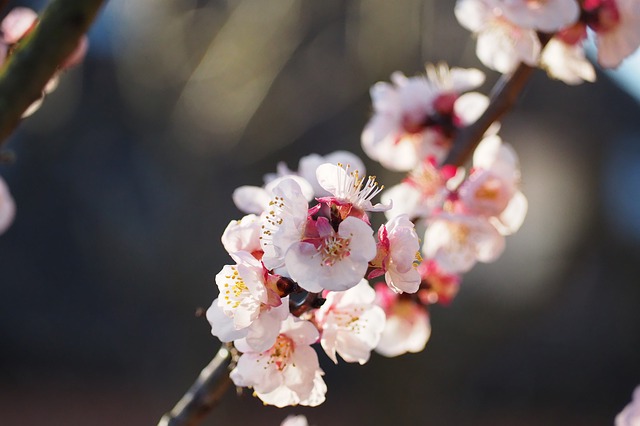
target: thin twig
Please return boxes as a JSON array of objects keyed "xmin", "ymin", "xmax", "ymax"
[
  {"xmin": 443, "ymin": 34, "xmax": 552, "ymax": 167},
  {"xmin": 158, "ymin": 346, "xmax": 234, "ymax": 426},
  {"xmin": 0, "ymin": 0, "xmax": 106, "ymax": 147}
]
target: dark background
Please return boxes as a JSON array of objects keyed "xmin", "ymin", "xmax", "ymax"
[{"xmin": 1, "ymin": 1, "xmax": 639, "ymax": 425}]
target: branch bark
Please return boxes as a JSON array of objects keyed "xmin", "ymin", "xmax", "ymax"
[
  {"xmin": 0, "ymin": 0, "xmax": 106, "ymax": 147},
  {"xmin": 158, "ymin": 346, "xmax": 233, "ymax": 426}
]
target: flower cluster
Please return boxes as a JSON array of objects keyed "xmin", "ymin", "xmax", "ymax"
[
  {"xmin": 202, "ymin": 0, "xmax": 640, "ymax": 410},
  {"xmin": 361, "ymin": 64, "xmax": 527, "ymax": 361},
  {"xmin": 208, "ymin": 151, "xmax": 423, "ymax": 407},
  {"xmin": 455, "ymin": 0, "xmax": 640, "ymax": 83},
  {"xmin": 206, "ymin": 60, "xmax": 534, "ymax": 408}
]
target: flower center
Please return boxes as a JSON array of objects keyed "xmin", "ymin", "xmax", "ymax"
[
  {"xmin": 320, "ymin": 235, "xmax": 351, "ymax": 266},
  {"xmin": 582, "ymin": 0, "xmax": 620, "ymax": 33},
  {"xmin": 268, "ymin": 334, "xmax": 294, "ymax": 371},
  {"xmin": 474, "ymin": 177, "xmax": 502, "ymax": 201}
]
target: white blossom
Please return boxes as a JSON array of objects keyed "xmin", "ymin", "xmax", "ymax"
[
  {"xmin": 456, "ymin": 0, "xmax": 541, "ymax": 73},
  {"xmin": 540, "ymin": 38, "xmax": 596, "ymax": 85},
  {"xmin": 221, "ymin": 214, "xmax": 262, "ymax": 255},
  {"xmin": 316, "ymin": 163, "xmax": 390, "ymax": 214},
  {"xmin": 206, "ymin": 251, "xmax": 288, "ymax": 352},
  {"xmin": 260, "ymin": 178, "xmax": 310, "ymax": 271},
  {"xmin": 230, "ymin": 316, "xmax": 326, "ymax": 408},
  {"xmin": 314, "ymin": 279, "xmax": 386, "ymax": 364}
]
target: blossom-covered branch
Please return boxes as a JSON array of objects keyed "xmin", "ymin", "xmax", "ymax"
[
  {"xmin": 158, "ymin": 1, "xmax": 640, "ymax": 424},
  {"xmin": 0, "ymin": 0, "xmax": 104, "ymax": 147}
]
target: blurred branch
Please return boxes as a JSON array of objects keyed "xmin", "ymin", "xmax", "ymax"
[
  {"xmin": 0, "ymin": 0, "xmax": 105, "ymax": 147},
  {"xmin": 443, "ymin": 34, "xmax": 552, "ymax": 167},
  {"xmin": 158, "ymin": 346, "xmax": 233, "ymax": 426}
]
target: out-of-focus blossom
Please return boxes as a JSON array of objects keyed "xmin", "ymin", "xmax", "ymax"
[
  {"xmin": 0, "ymin": 7, "xmax": 89, "ymax": 117},
  {"xmin": 361, "ymin": 64, "xmax": 486, "ymax": 171},
  {"xmin": 455, "ymin": 0, "xmax": 541, "ymax": 73},
  {"xmin": 314, "ymin": 279, "xmax": 386, "ymax": 364},
  {"xmin": 616, "ymin": 385, "xmax": 640, "ymax": 426},
  {"xmin": 574, "ymin": 0, "xmax": 640, "ymax": 68},
  {"xmin": 498, "ymin": 0, "xmax": 579, "ymax": 33},
  {"xmin": 417, "ymin": 260, "xmax": 461, "ymax": 305},
  {"xmin": 540, "ymin": 38, "xmax": 596, "ymax": 85},
  {"xmin": 0, "ymin": 176, "xmax": 15, "ymax": 235},
  {"xmin": 463, "ymin": 135, "xmax": 528, "ymax": 235},
  {"xmin": 286, "ymin": 216, "xmax": 376, "ymax": 292},
  {"xmin": 423, "ymin": 213, "xmax": 505, "ymax": 274},
  {"xmin": 381, "ymin": 159, "xmax": 460, "ymax": 221},
  {"xmin": 281, "ymin": 415, "xmax": 309, "ymax": 426},
  {"xmin": 374, "ymin": 284, "xmax": 430, "ymax": 357},
  {"xmin": 370, "ymin": 215, "xmax": 422, "ymax": 294},
  {"xmin": 230, "ymin": 316, "xmax": 326, "ymax": 408}
]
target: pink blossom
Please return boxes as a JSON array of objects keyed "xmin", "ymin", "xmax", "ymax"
[
  {"xmin": 0, "ymin": 176, "xmax": 15, "ymax": 235},
  {"xmin": 361, "ymin": 64, "xmax": 486, "ymax": 171},
  {"xmin": 285, "ymin": 216, "xmax": 376, "ymax": 292},
  {"xmin": 314, "ymin": 279, "xmax": 386, "ymax": 364},
  {"xmin": 589, "ymin": 0, "xmax": 640, "ymax": 68},
  {"xmin": 374, "ymin": 284, "xmax": 431, "ymax": 357},
  {"xmin": 372, "ymin": 215, "xmax": 422, "ymax": 294},
  {"xmin": 616, "ymin": 385, "xmax": 640, "ymax": 426},
  {"xmin": 417, "ymin": 260, "xmax": 461, "ymax": 305},
  {"xmin": 230, "ymin": 316, "xmax": 326, "ymax": 408}
]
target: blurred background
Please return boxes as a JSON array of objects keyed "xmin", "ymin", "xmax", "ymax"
[{"xmin": 0, "ymin": 0, "xmax": 639, "ymax": 425}]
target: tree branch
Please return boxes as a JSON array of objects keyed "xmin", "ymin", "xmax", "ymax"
[
  {"xmin": 158, "ymin": 346, "xmax": 233, "ymax": 426},
  {"xmin": 0, "ymin": 0, "xmax": 106, "ymax": 147},
  {"xmin": 443, "ymin": 34, "xmax": 552, "ymax": 167}
]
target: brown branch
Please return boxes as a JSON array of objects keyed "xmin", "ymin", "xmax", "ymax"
[
  {"xmin": 443, "ymin": 33, "xmax": 552, "ymax": 167},
  {"xmin": 158, "ymin": 346, "xmax": 233, "ymax": 426},
  {"xmin": 0, "ymin": 0, "xmax": 106, "ymax": 147}
]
